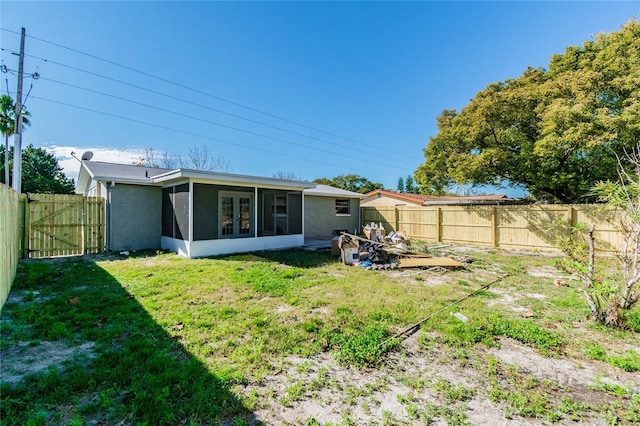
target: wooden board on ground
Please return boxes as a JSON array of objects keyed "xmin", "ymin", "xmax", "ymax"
[{"xmin": 397, "ymin": 257, "xmax": 463, "ymax": 268}]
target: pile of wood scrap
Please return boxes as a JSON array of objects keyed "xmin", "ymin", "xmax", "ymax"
[{"xmin": 337, "ymin": 232, "xmax": 465, "ymax": 270}]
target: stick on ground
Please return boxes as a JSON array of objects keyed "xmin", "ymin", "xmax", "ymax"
[{"xmin": 380, "ymin": 274, "xmax": 508, "ymax": 347}]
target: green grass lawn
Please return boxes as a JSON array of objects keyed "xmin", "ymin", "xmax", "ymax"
[{"xmin": 1, "ymin": 248, "xmax": 638, "ymax": 425}]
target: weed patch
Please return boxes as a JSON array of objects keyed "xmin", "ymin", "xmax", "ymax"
[
  {"xmin": 325, "ymin": 324, "xmax": 396, "ymax": 368},
  {"xmin": 485, "ymin": 314, "xmax": 565, "ymax": 355},
  {"xmin": 585, "ymin": 342, "xmax": 640, "ymax": 372}
]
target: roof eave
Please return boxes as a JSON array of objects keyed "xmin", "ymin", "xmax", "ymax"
[
  {"xmin": 305, "ymin": 192, "xmax": 364, "ymax": 199},
  {"xmin": 91, "ymin": 176, "xmax": 158, "ymax": 186},
  {"xmin": 153, "ymin": 169, "xmax": 315, "ymax": 189}
]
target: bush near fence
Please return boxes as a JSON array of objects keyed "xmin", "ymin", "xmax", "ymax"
[
  {"xmin": 361, "ymin": 204, "xmax": 623, "ymax": 254},
  {"xmin": 0, "ymin": 184, "xmax": 22, "ymax": 311}
]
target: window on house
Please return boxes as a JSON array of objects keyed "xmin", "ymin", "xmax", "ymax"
[{"xmin": 335, "ymin": 199, "xmax": 350, "ymax": 215}]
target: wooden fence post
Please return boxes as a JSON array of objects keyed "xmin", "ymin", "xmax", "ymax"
[
  {"xmin": 394, "ymin": 207, "xmax": 399, "ymax": 231},
  {"xmin": 82, "ymin": 197, "xmax": 87, "ymax": 255},
  {"xmin": 568, "ymin": 206, "xmax": 576, "ymax": 228},
  {"xmin": 492, "ymin": 206, "xmax": 498, "ymax": 247},
  {"xmin": 436, "ymin": 206, "xmax": 442, "ymax": 242},
  {"xmin": 21, "ymin": 194, "xmax": 29, "ymax": 259}
]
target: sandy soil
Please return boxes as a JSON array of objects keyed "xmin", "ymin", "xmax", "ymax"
[
  {"xmin": 237, "ymin": 332, "xmax": 639, "ymax": 425},
  {"xmin": 2, "ymin": 263, "xmax": 638, "ymax": 425}
]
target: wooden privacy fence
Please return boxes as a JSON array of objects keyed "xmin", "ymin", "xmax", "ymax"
[
  {"xmin": 1, "ymin": 184, "xmax": 22, "ymax": 311},
  {"xmin": 362, "ymin": 204, "xmax": 624, "ymax": 253},
  {"xmin": 22, "ymin": 193, "xmax": 105, "ymax": 258}
]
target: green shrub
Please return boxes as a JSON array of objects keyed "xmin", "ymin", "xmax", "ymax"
[{"xmin": 326, "ymin": 324, "xmax": 394, "ymax": 368}]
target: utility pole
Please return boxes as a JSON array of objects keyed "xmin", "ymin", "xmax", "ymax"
[{"xmin": 12, "ymin": 27, "xmax": 25, "ymax": 193}]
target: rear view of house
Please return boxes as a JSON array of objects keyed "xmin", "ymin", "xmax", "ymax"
[{"xmin": 76, "ymin": 160, "xmax": 361, "ymax": 257}]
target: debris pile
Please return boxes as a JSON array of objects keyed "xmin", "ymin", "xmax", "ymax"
[{"xmin": 337, "ymin": 230, "xmax": 465, "ymax": 270}]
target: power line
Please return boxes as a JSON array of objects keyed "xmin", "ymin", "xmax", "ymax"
[
  {"xmin": 30, "ymin": 95, "xmax": 404, "ymax": 180},
  {"xmin": 40, "ymin": 75, "xmax": 408, "ymax": 172},
  {"xmin": 17, "ymin": 51, "xmax": 413, "ymax": 168},
  {"xmin": 0, "ymin": 27, "xmax": 410, "ymax": 158}
]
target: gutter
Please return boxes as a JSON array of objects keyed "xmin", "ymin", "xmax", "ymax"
[
  {"xmin": 105, "ymin": 181, "xmax": 114, "ymax": 252},
  {"xmin": 152, "ymin": 169, "xmax": 314, "ymax": 189}
]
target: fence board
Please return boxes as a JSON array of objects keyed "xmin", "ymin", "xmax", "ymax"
[
  {"xmin": 85, "ymin": 197, "xmax": 105, "ymax": 254},
  {"xmin": 25, "ymin": 194, "xmax": 105, "ymax": 258},
  {"xmin": 362, "ymin": 204, "xmax": 625, "ymax": 254},
  {"xmin": 0, "ymin": 184, "xmax": 21, "ymax": 311}
]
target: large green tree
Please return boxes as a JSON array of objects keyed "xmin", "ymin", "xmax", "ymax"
[
  {"xmin": 314, "ymin": 174, "xmax": 383, "ymax": 194},
  {"xmin": 415, "ymin": 20, "xmax": 640, "ymax": 203},
  {"xmin": 0, "ymin": 144, "xmax": 75, "ymax": 194}
]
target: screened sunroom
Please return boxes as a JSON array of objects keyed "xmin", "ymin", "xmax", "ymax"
[{"xmin": 156, "ymin": 170, "xmax": 313, "ymax": 258}]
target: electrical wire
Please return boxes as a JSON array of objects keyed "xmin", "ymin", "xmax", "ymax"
[
  {"xmin": 30, "ymin": 94, "xmax": 405, "ymax": 180},
  {"xmin": 0, "ymin": 28, "xmax": 411, "ymax": 156},
  {"xmin": 39, "ymin": 75, "xmax": 407, "ymax": 171},
  {"xmin": 13, "ymin": 50, "xmax": 415, "ymax": 168}
]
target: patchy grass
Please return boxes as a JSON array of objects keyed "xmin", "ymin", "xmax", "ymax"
[{"xmin": 1, "ymin": 248, "xmax": 639, "ymax": 425}]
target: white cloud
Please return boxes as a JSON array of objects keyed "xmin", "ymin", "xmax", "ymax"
[{"xmin": 41, "ymin": 144, "xmax": 146, "ymax": 180}]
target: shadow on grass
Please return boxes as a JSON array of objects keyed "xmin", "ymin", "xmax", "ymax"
[
  {"xmin": 0, "ymin": 258, "xmax": 256, "ymax": 425},
  {"xmin": 215, "ymin": 247, "xmax": 338, "ymax": 268}
]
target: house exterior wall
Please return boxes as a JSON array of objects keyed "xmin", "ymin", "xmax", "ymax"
[
  {"xmin": 110, "ymin": 184, "xmax": 162, "ymax": 251},
  {"xmin": 304, "ymin": 196, "xmax": 359, "ymax": 238}
]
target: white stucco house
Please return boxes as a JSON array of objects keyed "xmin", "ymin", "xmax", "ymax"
[{"xmin": 75, "ymin": 160, "xmax": 363, "ymax": 257}]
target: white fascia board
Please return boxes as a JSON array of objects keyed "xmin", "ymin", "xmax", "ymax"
[
  {"xmin": 304, "ymin": 192, "xmax": 364, "ymax": 199},
  {"xmin": 89, "ymin": 177, "xmax": 160, "ymax": 186},
  {"xmin": 160, "ymin": 178, "xmax": 190, "ymax": 188},
  {"xmin": 153, "ymin": 169, "xmax": 314, "ymax": 190},
  {"xmin": 75, "ymin": 162, "xmax": 93, "ymax": 194}
]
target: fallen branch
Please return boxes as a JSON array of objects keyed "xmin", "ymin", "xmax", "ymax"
[{"xmin": 380, "ymin": 274, "xmax": 508, "ymax": 348}]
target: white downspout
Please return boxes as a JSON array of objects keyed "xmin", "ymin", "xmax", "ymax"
[{"xmin": 106, "ymin": 181, "xmax": 114, "ymax": 252}]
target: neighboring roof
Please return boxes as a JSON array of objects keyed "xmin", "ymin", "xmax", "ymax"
[
  {"xmin": 421, "ymin": 194, "xmax": 513, "ymax": 205},
  {"xmin": 362, "ymin": 189, "xmax": 431, "ymax": 205},
  {"xmin": 362, "ymin": 189, "xmax": 519, "ymax": 206},
  {"xmin": 304, "ymin": 184, "xmax": 364, "ymax": 199},
  {"xmin": 76, "ymin": 160, "xmax": 316, "ymax": 193}
]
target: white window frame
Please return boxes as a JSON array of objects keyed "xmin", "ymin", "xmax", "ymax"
[{"xmin": 335, "ymin": 199, "xmax": 351, "ymax": 216}]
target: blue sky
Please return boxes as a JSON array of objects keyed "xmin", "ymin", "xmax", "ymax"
[{"xmin": 1, "ymin": 1, "xmax": 638, "ymax": 195}]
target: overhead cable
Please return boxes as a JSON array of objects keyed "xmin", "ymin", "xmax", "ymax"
[
  {"xmin": 0, "ymin": 28, "xmax": 406, "ymax": 155},
  {"xmin": 30, "ymin": 95, "xmax": 404, "ymax": 180},
  {"xmin": 21, "ymin": 53, "xmax": 412, "ymax": 167},
  {"xmin": 40, "ymin": 76, "xmax": 407, "ymax": 171}
]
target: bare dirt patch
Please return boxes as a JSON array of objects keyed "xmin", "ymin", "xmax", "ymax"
[
  {"xmin": 525, "ymin": 265, "xmax": 573, "ymax": 281},
  {"xmin": 1, "ymin": 341, "xmax": 95, "ymax": 385},
  {"xmin": 489, "ymin": 337, "xmax": 639, "ymax": 393},
  {"xmin": 239, "ymin": 332, "xmax": 639, "ymax": 425}
]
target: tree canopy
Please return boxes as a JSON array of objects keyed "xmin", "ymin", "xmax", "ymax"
[
  {"xmin": 404, "ymin": 175, "xmax": 418, "ymax": 194},
  {"xmin": 415, "ymin": 20, "xmax": 640, "ymax": 203},
  {"xmin": 314, "ymin": 174, "xmax": 383, "ymax": 194},
  {"xmin": 1, "ymin": 144, "xmax": 75, "ymax": 194}
]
